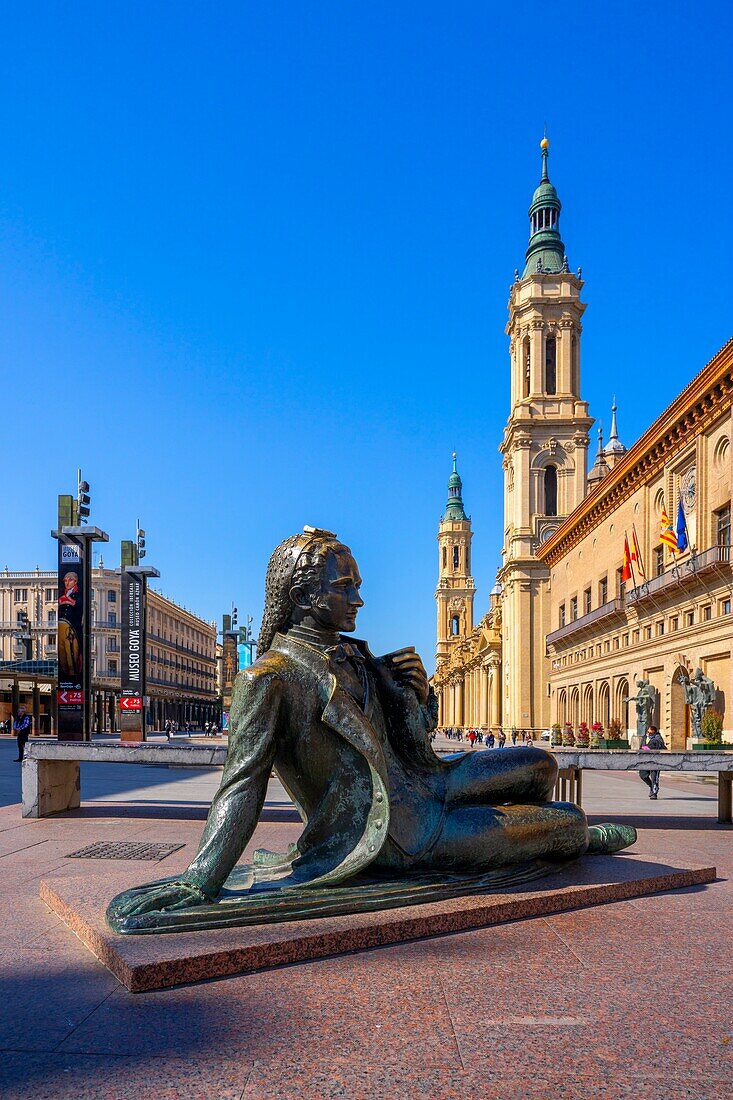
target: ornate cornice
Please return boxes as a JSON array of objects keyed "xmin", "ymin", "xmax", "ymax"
[{"xmin": 538, "ymin": 337, "xmax": 733, "ymax": 566}]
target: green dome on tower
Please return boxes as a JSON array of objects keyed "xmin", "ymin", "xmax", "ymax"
[
  {"xmin": 522, "ymin": 136, "xmax": 568, "ymax": 279},
  {"xmin": 443, "ymin": 452, "xmax": 468, "ymax": 521}
]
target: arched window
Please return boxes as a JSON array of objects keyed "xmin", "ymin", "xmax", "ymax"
[
  {"xmin": 442, "ymin": 546, "xmax": 447, "ymax": 569},
  {"xmin": 545, "ymin": 336, "xmax": 556, "ymax": 395},
  {"xmin": 544, "ymin": 465, "xmax": 558, "ymax": 516},
  {"xmin": 465, "ymin": 546, "xmax": 470, "ymax": 573},
  {"xmin": 451, "ymin": 615, "xmax": 460, "ymax": 636},
  {"xmin": 523, "ymin": 337, "xmax": 530, "ymax": 399},
  {"xmin": 453, "ymin": 545, "xmax": 460, "ymax": 570},
  {"xmin": 571, "ymin": 333, "xmax": 578, "ymax": 393}
]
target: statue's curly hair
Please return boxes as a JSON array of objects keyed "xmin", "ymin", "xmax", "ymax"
[{"xmin": 258, "ymin": 531, "xmax": 347, "ymax": 653}]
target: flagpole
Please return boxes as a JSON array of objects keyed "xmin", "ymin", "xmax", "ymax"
[
  {"xmin": 626, "ymin": 531, "xmax": 638, "ymax": 594},
  {"xmin": 632, "ymin": 522, "xmax": 648, "ymax": 594}
]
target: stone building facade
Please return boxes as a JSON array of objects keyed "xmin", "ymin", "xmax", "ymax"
[
  {"xmin": 0, "ymin": 566, "xmax": 218, "ymax": 732},
  {"xmin": 539, "ymin": 338, "xmax": 733, "ymax": 750}
]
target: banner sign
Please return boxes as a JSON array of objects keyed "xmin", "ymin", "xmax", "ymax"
[
  {"xmin": 223, "ymin": 632, "xmax": 238, "ymax": 691},
  {"xmin": 238, "ymin": 641, "xmax": 255, "ymax": 670},
  {"xmin": 121, "ymin": 570, "xmax": 146, "ymax": 739},
  {"xmin": 57, "ymin": 536, "xmax": 86, "ymax": 739}
]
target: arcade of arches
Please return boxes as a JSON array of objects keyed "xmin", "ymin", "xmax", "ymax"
[{"xmin": 541, "ymin": 338, "xmax": 733, "ymax": 750}]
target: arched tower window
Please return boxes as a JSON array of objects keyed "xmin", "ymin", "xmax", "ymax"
[
  {"xmin": 465, "ymin": 546, "xmax": 470, "ymax": 573},
  {"xmin": 522, "ymin": 336, "xmax": 530, "ymax": 399},
  {"xmin": 545, "ymin": 336, "xmax": 556, "ymax": 395},
  {"xmin": 544, "ymin": 465, "xmax": 558, "ymax": 516},
  {"xmin": 442, "ymin": 546, "xmax": 447, "ymax": 569},
  {"xmin": 451, "ymin": 615, "xmax": 460, "ymax": 636},
  {"xmin": 571, "ymin": 333, "xmax": 579, "ymax": 393},
  {"xmin": 452, "ymin": 545, "xmax": 460, "ymax": 570}
]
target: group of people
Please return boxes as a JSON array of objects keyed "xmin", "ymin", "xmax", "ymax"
[
  {"xmin": 163, "ymin": 719, "xmax": 221, "ymax": 739},
  {"xmin": 438, "ymin": 727, "xmax": 532, "ymax": 748}
]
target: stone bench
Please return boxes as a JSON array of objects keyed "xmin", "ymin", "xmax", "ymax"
[
  {"xmin": 552, "ymin": 749, "xmax": 733, "ymax": 823},
  {"xmin": 21, "ymin": 740, "xmax": 228, "ymax": 818}
]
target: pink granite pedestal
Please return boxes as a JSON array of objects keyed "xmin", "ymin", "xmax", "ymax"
[{"xmin": 40, "ymin": 853, "xmax": 715, "ymax": 992}]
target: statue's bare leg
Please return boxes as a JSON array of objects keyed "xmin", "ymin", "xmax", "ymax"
[
  {"xmin": 445, "ymin": 746, "xmax": 558, "ymax": 807},
  {"xmin": 421, "ymin": 802, "xmax": 589, "ymax": 872}
]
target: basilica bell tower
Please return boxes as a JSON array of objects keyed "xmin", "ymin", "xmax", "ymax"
[
  {"xmin": 498, "ymin": 137, "xmax": 592, "ymax": 732},
  {"xmin": 435, "ymin": 453, "xmax": 475, "ymax": 669}
]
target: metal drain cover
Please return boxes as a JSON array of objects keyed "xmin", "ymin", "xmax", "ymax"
[{"xmin": 66, "ymin": 841, "xmax": 185, "ymax": 862}]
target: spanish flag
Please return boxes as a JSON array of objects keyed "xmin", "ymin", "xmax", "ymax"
[
  {"xmin": 621, "ymin": 535, "xmax": 633, "ymax": 582},
  {"xmin": 660, "ymin": 507, "xmax": 679, "ymax": 552}
]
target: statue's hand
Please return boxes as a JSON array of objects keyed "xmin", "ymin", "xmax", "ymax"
[
  {"xmin": 111, "ymin": 879, "xmax": 211, "ymax": 918},
  {"xmin": 384, "ymin": 647, "xmax": 429, "ymax": 705}
]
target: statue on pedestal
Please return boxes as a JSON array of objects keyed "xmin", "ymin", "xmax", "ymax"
[
  {"xmin": 683, "ymin": 667, "xmax": 716, "ymax": 740},
  {"xmin": 627, "ymin": 679, "xmax": 656, "ymax": 742},
  {"xmin": 108, "ymin": 528, "xmax": 635, "ymax": 934}
]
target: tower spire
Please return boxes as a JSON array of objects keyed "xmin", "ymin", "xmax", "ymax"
[
  {"xmin": 522, "ymin": 134, "xmax": 566, "ymax": 278},
  {"xmin": 588, "ymin": 423, "xmax": 611, "ymax": 487},
  {"xmin": 443, "ymin": 451, "xmax": 467, "ymax": 521},
  {"xmin": 604, "ymin": 395, "xmax": 627, "ymax": 467}
]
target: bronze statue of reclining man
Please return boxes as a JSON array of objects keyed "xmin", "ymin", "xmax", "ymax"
[{"xmin": 108, "ymin": 528, "xmax": 635, "ymax": 933}]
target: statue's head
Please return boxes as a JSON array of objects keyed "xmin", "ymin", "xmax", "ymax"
[
  {"xmin": 694, "ymin": 667, "xmax": 703, "ymax": 680},
  {"xmin": 258, "ymin": 527, "xmax": 364, "ymax": 652},
  {"xmin": 636, "ymin": 679, "xmax": 645, "ymax": 688}
]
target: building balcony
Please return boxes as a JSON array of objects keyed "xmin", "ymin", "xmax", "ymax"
[
  {"xmin": 626, "ymin": 544, "xmax": 731, "ymax": 606},
  {"xmin": 547, "ymin": 598, "xmax": 625, "ymax": 647}
]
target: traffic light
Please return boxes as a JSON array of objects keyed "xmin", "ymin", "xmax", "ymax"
[
  {"xmin": 136, "ymin": 521, "xmax": 146, "ymax": 560},
  {"xmin": 17, "ymin": 611, "xmax": 31, "ymax": 660},
  {"xmin": 77, "ymin": 471, "xmax": 91, "ymax": 522},
  {"xmin": 232, "ymin": 606, "xmax": 238, "ymax": 628}
]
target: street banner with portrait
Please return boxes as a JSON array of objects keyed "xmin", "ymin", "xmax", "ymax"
[{"xmin": 57, "ymin": 536, "xmax": 85, "ymax": 738}]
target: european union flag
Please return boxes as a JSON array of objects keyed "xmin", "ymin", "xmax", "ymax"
[{"xmin": 676, "ymin": 500, "xmax": 688, "ymax": 552}]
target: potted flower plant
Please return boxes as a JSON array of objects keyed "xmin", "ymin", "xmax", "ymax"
[
  {"xmin": 575, "ymin": 721, "xmax": 590, "ymax": 748},
  {"xmin": 597, "ymin": 717, "xmax": 630, "ymax": 750},
  {"xmin": 551, "ymin": 723, "xmax": 562, "ymax": 747},
  {"xmin": 590, "ymin": 721, "xmax": 603, "ymax": 748},
  {"xmin": 562, "ymin": 722, "xmax": 575, "ymax": 747},
  {"xmin": 693, "ymin": 710, "xmax": 727, "ymax": 751}
]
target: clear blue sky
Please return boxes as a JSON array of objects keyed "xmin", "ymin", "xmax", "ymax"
[{"xmin": 1, "ymin": 2, "xmax": 731, "ymax": 670}]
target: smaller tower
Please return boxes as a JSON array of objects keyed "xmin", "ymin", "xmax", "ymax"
[
  {"xmin": 436, "ymin": 454, "xmax": 475, "ymax": 667},
  {"xmin": 588, "ymin": 424, "xmax": 611, "ymax": 488},
  {"xmin": 604, "ymin": 397, "xmax": 627, "ymax": 468}
]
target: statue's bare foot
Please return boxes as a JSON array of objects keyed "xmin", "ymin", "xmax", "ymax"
[
  {"xmin": 587, "ymin": 823, "xmax": 637, "ymax": 854},
  {"xmin": 109, "ymin": 880, "xmax": 211, "ymax": 920}
]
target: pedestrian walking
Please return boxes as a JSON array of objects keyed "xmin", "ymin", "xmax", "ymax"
[
  {"xmin": 13, "ymin": 705, "xmax": 32, "ymax": 761},
  {"xmin": 498, "ymin": 729, "xmax": 506, "ymax": 748},
  {"xmin": 639, "ymin": 725, "xmax": 666, "ymax": 799},
  {"xmin": 487, "ymin": 731, "xmax": 495, "ymax": 749},
  {"xmin": 467, "ymin": 729, "xmax": 476, "ymax": 746},
  {"xmin": 511, "ymin": 727, "xmax": 517, "ymax": 745}
]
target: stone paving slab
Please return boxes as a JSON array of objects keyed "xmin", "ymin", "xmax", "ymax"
[{"xmin": 40, "ymin": 851, "xmax": 714, "ymax": 992}]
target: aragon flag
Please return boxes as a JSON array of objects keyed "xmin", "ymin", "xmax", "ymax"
[
  {"xmin": 660, "ymin": 507, "xmax": 679, "ymax": 552},
  {"xmin": 621, "ymin": 534, "xmax": 633, "ymax": 582}
]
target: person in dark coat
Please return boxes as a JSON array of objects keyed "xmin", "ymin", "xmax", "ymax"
[
  {"xmin": 13, "ymin": 706, "xmax": 32, "ymax": 761},
  {"xmin": 639, "ymin": 725, "xmax": 666, "ymax": 799}
]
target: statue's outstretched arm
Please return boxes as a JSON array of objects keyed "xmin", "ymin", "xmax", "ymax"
[{"xmin": 185, "ymin": 669, "xmax": 282, "ymax": 898}]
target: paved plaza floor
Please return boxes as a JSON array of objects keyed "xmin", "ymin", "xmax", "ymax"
[{"xmin": 0, "ymin": 736, "xmax": 731, "ymax": 1098}]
